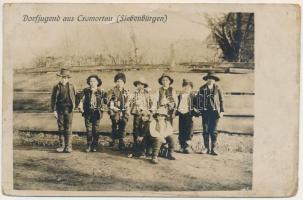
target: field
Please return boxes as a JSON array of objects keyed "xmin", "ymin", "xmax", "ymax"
[
  {"xmin": 12, "ymin": 69, "xmax": 254, "ymax": 192},
  {"xmin": 14, "ymin": 131, "xmax": 253, "ymax": 191}
]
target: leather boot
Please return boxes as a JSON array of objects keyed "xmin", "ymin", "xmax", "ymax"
[
  {"xmin": 64, "ymin": 131, "xmax": 73, "ymax": 153},
  {"xmin": 183, "ymin": 147, "xmax": 190, "ymax": 154},
  {"xmin": 202, "ymin": 133, "xmax": 210, "ymax": 154},
  {"xmin": 56, "ymin": 132, "xmax": 65, "ymax": 152},
  {"xmin": 92, "ymin": 133, "xmax": 99, "ymax": 152},
  {"xmin": 151, "ymin": 156, "xmax": 159, "ymax": 164},
  {"xmin": 210, "ymin": 134, "xmax": 218, "ymax": 156},
  {"xmin": 118, "ymin": 139, "xmax": 126, "ymax": 151},
  {"xmin": 167, "ymin": 150, "xmax": 176, "ymax": 160},
  {"xmin": 86, "ymin": 135, "xmax": 92, "ymax": 152}
]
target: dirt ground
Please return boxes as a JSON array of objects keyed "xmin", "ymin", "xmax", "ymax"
[{"xmin": 13, "ymin": 133, "xmax": 253, "ymax": 191}]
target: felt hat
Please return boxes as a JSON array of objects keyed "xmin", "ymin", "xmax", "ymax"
[
  {"xmin": 203, "ymin": 71, "xmax": 220, "ymax": 81},
  {"xmin": 86, "ymin": 74, "xmax": 102, "ymax": 87},
  {"xmin": 134, "ymin": 77, "xmax": 148, "ymax": 88},
  {"xmin": 158, "ymin": 73, "xmax": 174, "ymax": 85},
  {"xmin": 114, "ymin": 72, "xmax": 126, "ymax": 83},
  {"xmin": 57, "ymin": 68, "xmax": 71, "ymax": 78}
]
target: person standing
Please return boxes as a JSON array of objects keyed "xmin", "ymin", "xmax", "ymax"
[
  {"xmin": 154, "ymin": 73, "xmax": 178, "ymax": 125},
  {"xmin": 51, "ymin": 68, "xmax": 76, "ymax": 153},
  {"xmin": 176, "ymin": 79, "xmax": 199, "ymax": 154},
  {"xmin": 107, "ymin": 72, "xmax": 130, "ymax": 151},
  {"xmin": 196, "ymin": 71, "xmax": 224, "ymax": 156},
  {"xmin": 78, "ymin": 75, "xmax": 107, "ymax": 152}
]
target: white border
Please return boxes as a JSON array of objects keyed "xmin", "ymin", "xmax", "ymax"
[{"xmin": 0, "ymin": 1, "xmax": 302, "ymax": 199}]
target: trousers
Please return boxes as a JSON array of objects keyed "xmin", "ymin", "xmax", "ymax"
[
  {"xmin": 111, "ymin": 118, "xmax": 127, "ymax": 140},
  {"xmin": 178, "ymin": 112, "xmax": 193, "ymax": 148},
  {"xmin": 146, "ymin": 135, "xmax": 175, "ymax": 157},
  {"xmin": 85, "ymin": 110, "xmax": 101, "ymax": 148},
  {"xmin": 201, "ymin": 110, "xmax": 219, "ymax": 151},
  {"xmin": 57, "ymin": 106, "xmax": 73, "ymax": 148}
]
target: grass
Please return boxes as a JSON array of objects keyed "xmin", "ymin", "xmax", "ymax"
[{"xmin": 14, "ymin": 130, "xmax": 253, "ymax": 154}]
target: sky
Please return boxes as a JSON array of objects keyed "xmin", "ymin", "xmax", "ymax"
[{"xmin": 4, "ymin": 4, "xmax": 226, "ymax": 68}]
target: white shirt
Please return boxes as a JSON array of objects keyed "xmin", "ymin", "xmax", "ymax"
[
  {"xmin": 90, "ymin": 87, "xmax": 98, "ymax": 109},
  {"xmin": 178, "ymin": 93, "xmax": 190, "ymax": 114}
]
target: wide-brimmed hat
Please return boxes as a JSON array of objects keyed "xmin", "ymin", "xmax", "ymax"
[
  {"xmin": 155, "ymin": 106, "xmax": 168, "ymax": 117},
  {"xmin": 57, "ymin": 68, "xmax": 71, "ymax": 78},
  {"xmin": 182, "ymin": 79, "xmax": 193, "ymax": 88},
  {"xmin": 86, "ymin": 74, "xmax": 102, "ymax": 87},
  {"xmin": 114, "ymin": 72, "xmax": 126, "ymax": 83},
  {"xmin": 203, "ymin": 71, "xmax": 220, "ymax": 81},
  {"xmin": 134, "ymin": 77, "xmax": 148, "ymax": 88},
  {"xmin": 158, "ymin": 73, "xmax": 174, "ymax": 85}
]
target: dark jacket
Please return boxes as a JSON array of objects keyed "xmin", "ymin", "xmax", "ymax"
[
  {"xmin": 107, "ymin": 86, "xmax": 130, "ymax": 120},
  {"xmin": 51, "ymin": 82, "xmax": 76, "ymax": 112},
  {"xmin": 79, "ymin": 87, "xmax": 107, "ymax": 120},
  {"xmin": 196, "ymin": 83, "xmax": 224, "ymax": 115},
  {"xmin": 138, "ymin": 120, "xmax": 151, "ymax": 138}
]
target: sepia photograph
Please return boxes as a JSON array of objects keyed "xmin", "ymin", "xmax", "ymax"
[{"xmin": 2, "ymin": 2, "xmax": 299, "ymax": 197}]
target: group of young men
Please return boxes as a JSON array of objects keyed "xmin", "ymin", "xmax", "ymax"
[{"xmin": 51, "ymin": 68, "xmax": 224, "ymax": 164}]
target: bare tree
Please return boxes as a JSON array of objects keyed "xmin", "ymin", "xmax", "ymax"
[
  {"xmin": 130, "ymin": 30, "xmax": 139, "ymax": 65},
  {"xmin": 206, "ymin": 13, "xmax": 254, "ymax": 62}
]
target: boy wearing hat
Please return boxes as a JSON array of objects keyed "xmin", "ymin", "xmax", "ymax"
[
  {"xmin": 148, "ymin": 106, "xmax": 176, "ymax": 163},
  {"xmin": 78, "ymin": 75, "xmax": 107, "ymax": 152},
  {"xmin": 51, "ymin": 68, "xmax": 76, "ymax": 153},
  {"xmin": 130, "ymin": 77, "xmax": 153, "ymax": 157},
  {"xmin": 196, "ymin": 72, "xmax": 224, "ymax": 156},
  {"xmin": 107, "ymin": 72, "xmax": 130, "ymax": 151},
  {"xmin": 176, "ymin": 79, "xmax": 199, "ymax": 154},
  {"xmin": 154, "ymin": 73, "xmax": 178, "ymax": 125}
]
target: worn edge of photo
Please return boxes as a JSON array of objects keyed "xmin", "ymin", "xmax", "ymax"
[{"xmin": 1, "ymin": 2, "xmax": 301, "ymax": 197}]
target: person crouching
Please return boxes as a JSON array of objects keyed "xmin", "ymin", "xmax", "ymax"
[
  {"xmin": 128, "ymin": 109, "xmax": 151, "ymax": 158},
  {"xmin": 79, "ymin": 75, "xmax": 107, "ymax": 152},
  {"xmin": 149, "ymin": 106, "xmax": 176, "ymax": 164}
]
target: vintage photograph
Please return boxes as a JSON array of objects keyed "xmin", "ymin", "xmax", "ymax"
[{"xmin": 9, "ymin": 4, "xmax": 255, "ymax": 193}]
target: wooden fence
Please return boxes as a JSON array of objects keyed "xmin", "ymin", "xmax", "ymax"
[{"xmin": 13, "ymin": 91, "xmax": 254, "ymax": 136}]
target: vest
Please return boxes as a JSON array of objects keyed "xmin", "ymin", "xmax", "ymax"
[
  {"xmin": 131, "ymin": 89, "xmax": 152, "ymax": 115},
  {"xmin": 158, "ymin": 87, "xmax": 175, "ymax": 108},
  {"xmin": 51, "ymin": 82, "xmax": 76, "ymax": 112},
  {"xmin": 109, "ymin": 87, "xmax": 128, "ymax": 111},
  {"xmin": 82, "ymin": 87, "xmax": 107, "ymax": 119}
]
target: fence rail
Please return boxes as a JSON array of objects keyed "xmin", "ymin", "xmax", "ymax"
[
  {"xmin": 13, "ymin": 112, "xmax": 254, "ymax": 136},
  {"xmin": 13, "ymin": 68, "xmax": 254, "ymax": 135},
  {"xmin": 13, "ymin": 90, "xmax": 255, "ymax": 95},
  {"xmin": 13, "ymin": 90, "xmax": 254, "ymax": 118}
]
